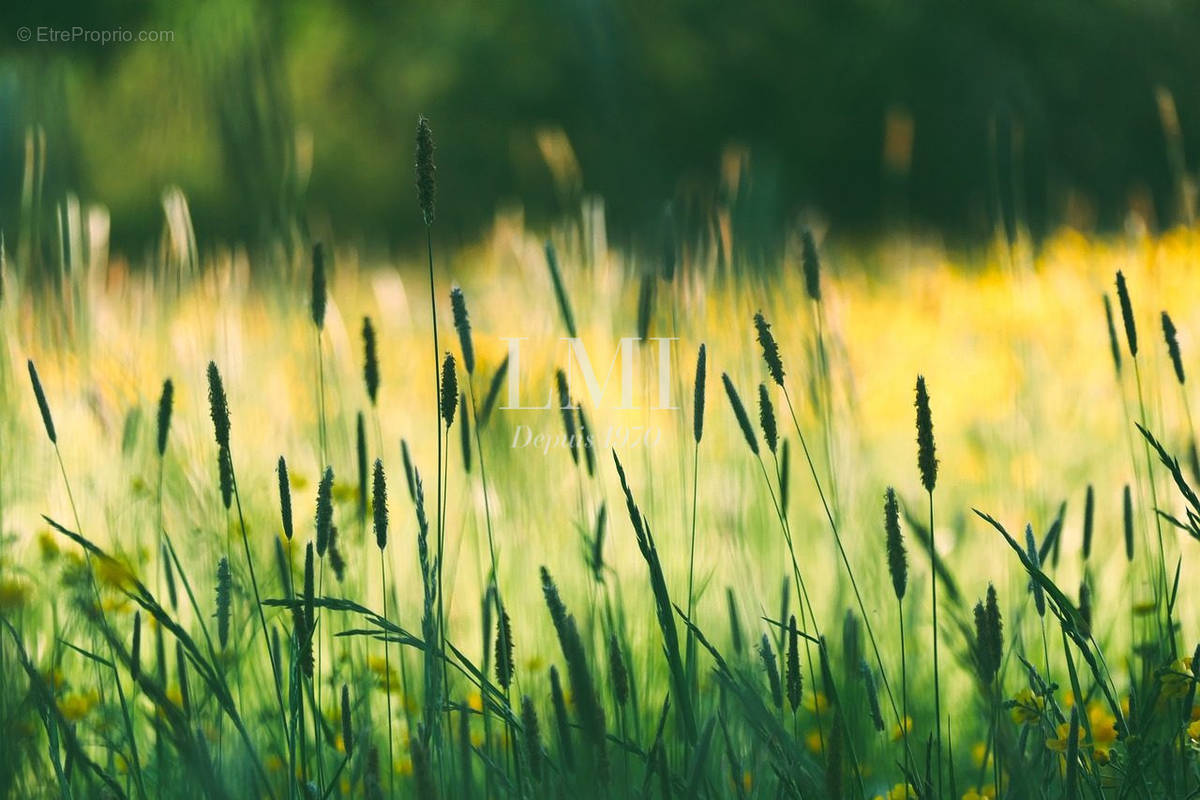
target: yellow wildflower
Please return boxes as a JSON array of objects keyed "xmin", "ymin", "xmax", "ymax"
[
  {"xmin": 1160, "ymin": 657, "xmax": 1194, "ymax": 699},
  {"xmin": 1046, "ymin": 721, "xmax": 1084, "ymax": 753},
  {"xmin": 37, "ymin": 529, "xmax": 60, "ymax": 560},
  {"xmin": 1010, "ymin": 688, "xmax": 1044, "ymax": 724},
  {"xmin": 0, "ymin": 579, "xmax": 32, "ymax": 611},
  {"xmin": 962, "ymin": 786, "xmax": 996, "ymax": 800},
  {"xmin": 804, "ymin": 691, "xmax": 830, "ymax": 714}
]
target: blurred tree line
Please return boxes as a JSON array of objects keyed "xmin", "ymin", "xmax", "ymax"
[{"xmin": 1, "ymin": 0, "xmax": 1199, "ymax": 261}]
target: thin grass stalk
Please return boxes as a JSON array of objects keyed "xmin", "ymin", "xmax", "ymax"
[
  {"xmin": 685, "ymin": 344, "xmax": 705, "ymax": 705},
  {"xmin": 1132, "ymin": 356, "xmax": 1174, "ymax": 655},
  {"xmin": 754, "ymin": 314, "xmax": 913, "ymax": 767},
  {"xmin": 418, "ymin": 116, "xmax": 448, "ymax": 765},
  {"xmin": 777, "ymin": 384, "xmax": 913, "ymax": 761},
  {"xmin": 30, "ymin": 361, "xmax": 148, "ymax": 799}
]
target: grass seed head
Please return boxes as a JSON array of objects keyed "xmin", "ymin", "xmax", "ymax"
[
  {"xmin": 915, "ymin": 375, "xmax": 937, "ymax": 492},
  {"xmin": 441, "ymin": 353, "xmax": 458, "ymax": 428},
  {"xmin": 450, "ymin": 286, "xmax": 475, "ymax": 375},
  {"xmin": 1079, "ymin": 581, "xmax": 1093, "ymax": 637},
  {"xmin": 608, "ymin": 633, "xmax": 629, "ymax": 706},
  {"xmin": 217, "ymin": 446, "xmax": 233, "ymax": 509},
  {"xmin": 521, "ymin": 695, "xmax": 543, "ymax": 780},
  {"xmin": 757, "ymin": 383, "xmax": 778, "ymax": 454},
  {"xmin": 130, "ymin": 610, "xmax": 142, "ymax": 682},
  {"xmin": 303, "ymin": 542, "xmax": 315, "ymax": 637},
  {"xmin": 722, "ymin": 373, "xmax": 759, "ymax": 455},
  {"xmin": 316, "ymin": 466, "xmax": 334, "ymax": 557},
  {"xmin": 27, "ymin": 360, "xmax": 56, "ymax": 444},
  {"xmin": 401, "ymin": 438, "xmax": 417, "ymax": 500},
  {"xmin": 1103, "ymin": 293, "xmax": 1123, "ymax": 374},
  {"xmin": 340, "ymin": 684, "xmax": 353, "ymax": 757},
  {"xmin": 176, "ymin": 640, "xmax": 191, "ymax": 717},
  {"xmin": 884, "ymin": 487, "xmax": 907, "ymax": 600},
  {"xmin": 277, "ymin": 456, "xmax": 294, "ymax": 541},
  {"xmin": 544, "ymin": 241, "xmax": 578, "ymax": 338},
  {"xmin": 753, "ymin": 312, "xmax": 785, "ymax": 386},
  {"xmin": 311, "ymin": 242, "xmax": 327, "ymax": 330},
  {"xmin": 555, "ymin": 369, "xmax": 579, "ymax": 465},
  {"xmin": 415, "ymin": 115, "xmax": 437, "ymax": 226},
  {"xmin": 206, "ymin": 361, "xmax": 230, "ymax": 450},
  {"xmin": 636, "ymin": 272, "xmax": 655, "ymax": 341},
  {"xmin": 479, "ymin": 355, "xmax": 510, "ymax": 427},
  {"xmin": 156, "ymin": 378, "xmax": 174, "ymax": 456},
  {"xmin": 786, "ymin": 615, "xmax": 802, "ymax": 712},
  {"xmin": 328, "ymin": 526, "xmax": 346, "ymax": 581},
  {"xmin": 694, "ymin": 344, "xmax": 707, "ymax": 444},
  {"xmin": 1024, "ymin": 524, "xmax": 1045, "ymax": 617},
  {"xmin": 1115, "ymin": 270, "xmax": 1138, "ymax": 357},
  {"xmin": 1163, "ymin": 310, "xmax": 1186, "ymax": 384},
  {"xmin": 1082, "ymin": 484, "xmax": 1094, "ymax": 561},
  {"xmin": 411, "ymin": 732, "xmax": 438, "ymax": 799},
  {"xmin": 801, "ymin": 229, "xmax": 822, "ymax": 302},
  {"xmin": 215, "ymin": 557, "xmax": 231, "ymax": 649},
  {"xmin": 459, "ymin": 392, "xmax": 472, "ymax": 472},
  {"xmin": 372, "ymin": 458, "xmax": 388, "ymax": 550},
  {"xmin": 362, "ymin": 316, "xmax": 380, "ymax": 404},
  {"xmin": 356, "ymin": 412, "xmax": 368, "ymax": 520},
  {"xmin": 162, "ymin": 542, "xmax": 178, "ymax": 609},
  {"xmin": 549, "ymin": 666, "xmax": 574, "ymax": 769},
  {"xmin": 758, "ymin": 633, "xmax": 783, "ymax": 709},
  {"xmin": 495, "ymin": 605, "xmax": 514, "ymax": 690},
  {"xmin": 727, "ymin": 588, "xmax": 744, "ymax": 654},
  {"xmin": 577, "ymin": 404, "xmax": 595, "ymax": 476},
  {"xmin": 780, "ymin": 438, "xmax": 790, "ymax": 514},
  {"xmin": 860, "ymin": 658, "xmax": 885, "ymax": 732}
]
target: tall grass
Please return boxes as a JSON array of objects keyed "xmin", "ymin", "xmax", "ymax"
[{"xmin": 9, "ymin": 125, "xmax": 1200, "ymax": 800}]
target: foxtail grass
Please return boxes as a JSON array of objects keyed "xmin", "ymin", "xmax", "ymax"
[{"xmin": 914, "ymin": 373, "xmax": 942, "ymax": 794}]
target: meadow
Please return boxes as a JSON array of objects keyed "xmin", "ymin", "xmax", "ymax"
[{"xmin": 3, "ymin": 122, "xmax": 1200, "ymax": 799}]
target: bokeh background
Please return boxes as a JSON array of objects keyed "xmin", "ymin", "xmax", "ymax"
[{"xmin": 2, "ymin": 0, "xmax": 1200, "ymax": 263}]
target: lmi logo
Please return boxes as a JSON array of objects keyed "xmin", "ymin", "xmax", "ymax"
[{"xmin": 500, "ymin": 337, "xmax": 679, "ymax": 411}]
